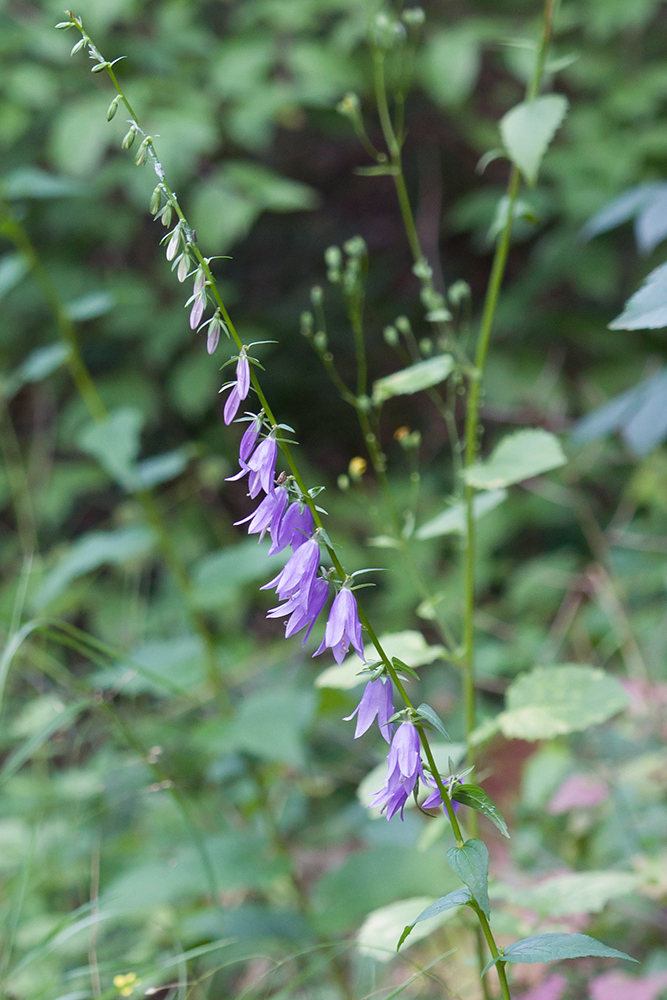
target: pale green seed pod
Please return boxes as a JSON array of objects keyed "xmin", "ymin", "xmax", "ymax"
[
  {"xmin": 122, "ymin": 127, "xmax": 136, "ymax": 150},
  {"xmin": 149, "ymin": 186, "xmax": 162, "ymax": 215},
  {"xmin": 107, "ymin": 96, "xmax": 120, "ymax": 121},
  {"xmin": 71, "ymin": 38, "xmax": 86, "ymax": 55}
]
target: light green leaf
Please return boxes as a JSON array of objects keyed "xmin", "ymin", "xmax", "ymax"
[
  {"xmin": 2, "ymin": 168, "xmax": 82, "ymax": 200},
  {"xmin": 0, "ymin": 253, "xmax": 30, "ymax": 301},
  {"xmin": 6, "ymin": 343, "xmax": 71, "ymax": 399},
  {"xmin": 93, "ymin": 636, "xmax": 208, "ymax": 696},
  {"xmin": 357, "ymin": 896, "xmax": 457, "ymax": 962},
  {"xmin": 78, "ymin": 407, "xmax": 144, "ymax": 490},
  {"xmin": 416, "ymin": 489, "xmax": 507, "ymax": 539},
  {"xmin": 498, "ymin": 664, "xmax": 630, "ymax": 740},
  {"xmin": 315, "ymin": 630, "xmax": 445, "ymax": 690},
  {"xmin": 220, "ymin": 687, "xmax": 314, "ymax": 768},
  {"xmin": 419, "ymin": 27, "xmax": 480, "ymax": 106},
  {"xmin": 463, "ymin": 429, "xmax": 566, "ymax": 490},
  {"xmin": 446, "ymin": 839, "xmax": 490, "ymax": 918},
  {"xmin": 32, "ymin": 526, "xmax": 156, "ymax": 608},
  {"xmin": 452, "ymin": 784, "xmax": 510, "ymax": 839},
  {"xmin": 66, "ymin": 290, "xmax": 115, "ymax": 321},
  {"xmin": 191, "ymin": 540, "xmax": 290, "ymax": 609},
  {"xmin": 396, "ymin": 889, "xmax": 471, "ymax": 951},
  {"xmin": 500, "ymin": 94, "xmax": 569, "ymax": 185},
  {"xmin": 494, "ymin": 871, "xmax": 640, "ymax": 917},
  {"xmin": 483, "ymin": 933, "xmax": 635, "ymax": 973},
  {"xmin": 372, "ymin": 355, "xmax": 454, "ymax": 405},
  {"xmin": 134, "ymin": 446, "xmax": 194, "ymax": 489},
  {"xmin": 609, "ymin": 261, "xmax": 667, "ymax": 331}
]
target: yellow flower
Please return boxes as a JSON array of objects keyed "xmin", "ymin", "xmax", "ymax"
[{"xmin": 113, "ymin": 972, "xmax": 139, "ymax": 996}]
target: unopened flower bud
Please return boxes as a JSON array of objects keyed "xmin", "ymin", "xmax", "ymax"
[
  {"xmin": 336, "ymin": 93, "xmax": 361, "ymax": 120},
  {"xmin": 91, "ymin": 61, "xmax": 109, "ymax": 73},
  {"xmin": 166, "ymin": 226, "xmax": 181, "ymax": 261},
  {"xmin": 135, "ymin": 137, "xmax": 150, "ymax": 166},
  {"xmin": 401, "ymin": 7, "xmax": 425, "ymax": 26},
  {"xmin": 395, "ymin": 315, "xmax": 411, "ymax": 334},
  {"xmin": 177, "ymin": 253, "xmax": 190, "ymax": 283},
  {"xmin": 448, "ymin": 279, "xmax": 471, "ymax": 306},
  {"xmin": 394, "ymin": 425, "xmax": 410, "ymax": 441},
  {"xmin": 313, "ymin": 331, "xmax": 327, "ymax": 351},
  {"xmin": 412, "ymin": 258, "xmax": 433, "ymax": 281},
  {"xmin": 344, "ymin": 235, "xmax": 366, "ymax": 257},
  {"xmin": 300, "ymin": 311, "xmax": 314, "ymax": 336},
  {"xmin": 349, "ymin": 456, "xmax": 367, "ymax": 479},
  {"xmin": 149, "ymin": 185, "xmax": 161, "ymax": 215},
  {"xmin": 71, "ymin": 38, "xmax": 86, "ymax": 55},
  {"xmin": 383, "ymin": 325, "xmax": 399, "ymax": 346},
  {"xmin": 107, "ymin": 96, "xmax": 121, "ymax": 121},
  {"xmin": 310, "ymin": 285, "xmax": 323, "ymax": 307},
  {"xmin": 337, "ymin": 474, "xmax": 350, "ymax": 491},
  {"xmin": 121, "ymin": 127, "xmax": 136, "ymax": 150},
  {"xmin": 419, "ymin": 338, "xmax": 433, "ymax": 356},
  {"xmin": 324, "ymin": 245, "xmax": 342, "ymax": 270},
  {"xmin": 193, "ymin": 267, "xmax": 206, "ymax": 296},
  {"xmin": 372, "ymin": 11, "xmax": 405, "ymax": 48},
  {"xmin": 55, "ymin": 20, "xmax": 73, "ymax": 29},
  {"xmin": 160, "ymin": 204, "xmax": 173, "ymax": 228}
]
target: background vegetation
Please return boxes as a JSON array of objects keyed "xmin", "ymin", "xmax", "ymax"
[{"xmin": 1, "ymin": 0, "xmax": 666, "ymax": 998}]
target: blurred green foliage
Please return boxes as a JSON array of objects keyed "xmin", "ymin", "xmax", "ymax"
[{"xmin": 1, "ymin": 0, "xmax": 667, "ymax": 998}]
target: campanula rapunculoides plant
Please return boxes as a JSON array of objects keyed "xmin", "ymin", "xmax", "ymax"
[{"xmin": 47, "ymin": 4, "xmax": 641, "ymax": 997}]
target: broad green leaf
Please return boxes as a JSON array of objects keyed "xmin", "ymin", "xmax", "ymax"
[
  {"xmin": 2, "ymin": 167, "xmax": 82, "ymax": 199},
  {"xmin": 416, "ymin": 489, "xmax": 507, "ymax": 539},
  {"xmin": 316, "ymin": 630, "xmax": 445, "ymax": 690},
  {"xmin": 609, "ymin": 261, "xmax": 667, "ymax": 331},
  {"xmin": 0, "ymin": 253, "xmax": 30, "ymax": 301},
  {"xmin": 134, "ymin": 446, "xmax": 194, "ymax": 489},
  {"xmin": 372, "ymin": 355, "xmax": 454, "ymax": 405},
  {"xmin": 463, "ymin": 429, "xmax": 566, "ymax": 490},
  {"xmin": 419, "ymin": 27, "xmax": 480, "ymax": 106},
  {"xmin": 416, "ymin": 703, "xmax": 450, "ymax": 740},
  {"xmin": 500, "ymin": 94, "xmax": 568, "ymax": 185},
  {"xmin": 6, "ymin": 343, "xmax": 71, "ymax": 398},
  {"xmin": 498, "ymin": 664, "xmax": 629, "ymax": 740},
  {"xmin": 219, "ymin": 687, "xmax": 314, "ymax": 768},
  {"xmin": 78, "ymin": 407, "xmax": 144, "ymax": 491},
  {"xmin": 446, "ymin": 838, "xmax": 490, "ymax": 918},
  {"xmin": 357, "ymin": 896, "xmax": 456, "ymax": 961},
  {"xmin": 396, "ymin": 889, "xmax": 471, "ymax": 950},
  {"xmin": 452, "ymin": 784, "xmax": 510, "ymax": 839},
  {"xmin": 191, "ymin": 540, "xmax": 289, "ymax": 609},
  {"xmin": 93, "ymin": 636, "xmax": 208, "ymax": 696},
  {"xmin": 65, "ymin": 290, "xmax": 115, "ymax": 321},
  {"xmin": 494, "ymin": 871, "xmax": 640, "ymax": 917},
  {"xmin": 483, "ymin": 933, "xmax": 635, "ymax": 973},
  {"xmin": 32, "ymin": 526, "xmax": 156, "ymax": 609}
]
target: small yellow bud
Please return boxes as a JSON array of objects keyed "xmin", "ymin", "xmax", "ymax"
[
  {"xmin": 394, "ymin": 426, "xmax": 410, "ymax": 441},
  {"xmin": 348, "ymin": 457, "xmax": 367, "ymax": 479}
]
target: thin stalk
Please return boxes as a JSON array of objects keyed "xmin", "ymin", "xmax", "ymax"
[
  {"xmin": 461, "ymin": 0, "xmax": 559, "ymax": 757},
  {"xmin": 472, "ymin": 903, "xmax": 512, "ymax": 1000}
]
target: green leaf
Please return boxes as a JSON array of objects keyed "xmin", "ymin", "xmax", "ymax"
[
  {"xmin": 78, "ymin": 407, "xmax": 144, "ymax": 490},
  {"xmin": 2, "ymin": 167, "xmax": 82, "ymax": 199},
  {"xmin": 416, "ymin": 489, "xmax": 507, "ymax": 539},
  {"xmin": 609, "ymin": 261, "xmax": 667, "ymax": 331},
  {"xmin": 220, "ymin": 687, "xmax": 314, "ymax": 768},
  {"xmin": 463, "ymin": 429, "xmax": 566, "ymax": 490},
  {"xmin": 6, "ymin": 343, "xmax": 71, "ymax": 398},
  {"xmin": 452, "ymin": 784, "xmax": 510, "ymax": 839},
  {"xmin": 65, "ymin": 290, "xmax": 115, "ymax": 321},
  {"xmin": 372, "ymin": 355, "xmax": 454, "ymax": 404},
  {"xmin": 191, "ymin": 540, "xmax": 290, "ymax": 609},
  {"xmin": 93, "ymin": 635, "xmax": 208, "ymax": 697},
  {"xmin": 315, "ymin": 630, "xmax": 444, "ymax": 690},
  {"xmin": 357, "ymin": 896, "xmax": 454, "ymax": 961},
  {"xmin": 446, "ymin": 839, "xmax": 490, "ymax": 919},
  {"xmin": 483, "ymin": 933, "xmax": 636, "ymax": 974},
  {"xmin": 498, "ymin": 664, "xmax": 630, "ymax": 740},
  {"xmin": 494, "ymin": 871, "xmax": 640, "ymax": 917},
  {"xmin": 134, "ymin": 446, "xmax": 195, "ymax": 489},
  {"xmin": 0, "ymin": 253, "xmax": 30, "ymax": 301},
  {"xmin": 500, "ymin": 94, "xmax": 568, "ymax": 185},
  {"xmin": 416, "ymin": 703, "xmax": 450, "ymax": 740},
  {"xmin": 396, "ymin": 889, "xmax": 471, "ymax": 950},
  {"xmin": 32, "ymin": 526, "xmax": 156, "ymax": 609},
  {"xmin": 419, "ymin": 27, "xmax": 480, "ymax": 106},
  {"xmin": 0, "ymin": 700, "xmax": 89, "ymax": 787}
]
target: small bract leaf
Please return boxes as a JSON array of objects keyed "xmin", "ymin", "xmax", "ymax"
[
  {"xmin": 416, "ymin": 703, "xmax": 450, "ymax": 740},
  {"xmin": 452, "ymin": 784, "xmax": 510, "ymax": 839},
  {"xmin": 463, "ymin": 429, "xmax": 566, "ymax": 490},
  {"xmin": 315, "ymin": 631, "xmax": 445, "ymax": 690},
  {"xmin": 500, "ymin": 94, "xmax": 568, "ymax": 185},
  {"xmin": 498, "ymin": 664, "xmax": 629, "ymax": 740},
  {"xmin": 372, "ymin": 355, "xmax": 453, "ymax": 404},
  {"xmin": 483, "ymin": 933, "xmax": 636, "ymax": 973},
  {"xmin": 397, "ymin": 888, "xmax": 471, "ymax": 950},
  {"xmin": 446, "ymin": 839, "xmax": 490, "ymax": 918}
]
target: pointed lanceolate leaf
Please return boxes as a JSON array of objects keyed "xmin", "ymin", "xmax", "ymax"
[
  {"xmin": 463, "ymin": 429, "xmax": 566, "ymax": 491},
  {"xmin": 482, "ymin": 933, "xmax": 636, "ymax": 974},
  {"xmin": 500, "ymin": 94, "xmax": 568, "ymax": 185},
  {"xmin": 416, "ymin": 703, "xmax": 450, "ymax": 740},
  {"xmin": 397, "ymin": 888, "xmax": 471, "ymax": 950},
  {"xmin": 452, "ymin": 784, "xmax": 510, "ymax": 839},
  {"xmin": 446, "ymin": 839, "xmax": 490, "ymax": 919}
]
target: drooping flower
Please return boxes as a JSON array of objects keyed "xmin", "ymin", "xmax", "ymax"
[
  {"xmin": 343, "ymin": 677, "xmax": 394, "ymax": 742},
  {"xmin": 313, "ymin": 586, "xmax": 364, "ymax": 665},
  {"xmin": 239, "ymin": 414, "xmax": 262, "ymax": 464},
  {"xmin": 369, "ymin": 721, "xmax": 427, "ymax": 820},
  {"xmin": 420, "ymin": 778, "xmax": 462, "ymax": 814},
  {"xmin": 236, "ymin": 349, "xmax": 250, "ymax": 400},
  {"xmin": 266, "ymin": 576, "xmax": 329, "ymax": 642},
  {"xmin": 267, "ymin": 501, "xmax": 314, "ymax": 555},
  {"xmin": 260, "ymin": 536, "xmax": 320, "ymax": 602},
  {"xmin": 223, "ymin": 384, "xmax": 241, "ymax": 426},
  {"xmin": 221, "ymin": 349, "xmax": 251, "ymax": 424},
  {"xmin": 235, "ymin": 487, "xmax": 288, "ymax": 543},
  {"xmin": 247, "ymin": 435, "xmax": 278, "ymax": 497}
]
